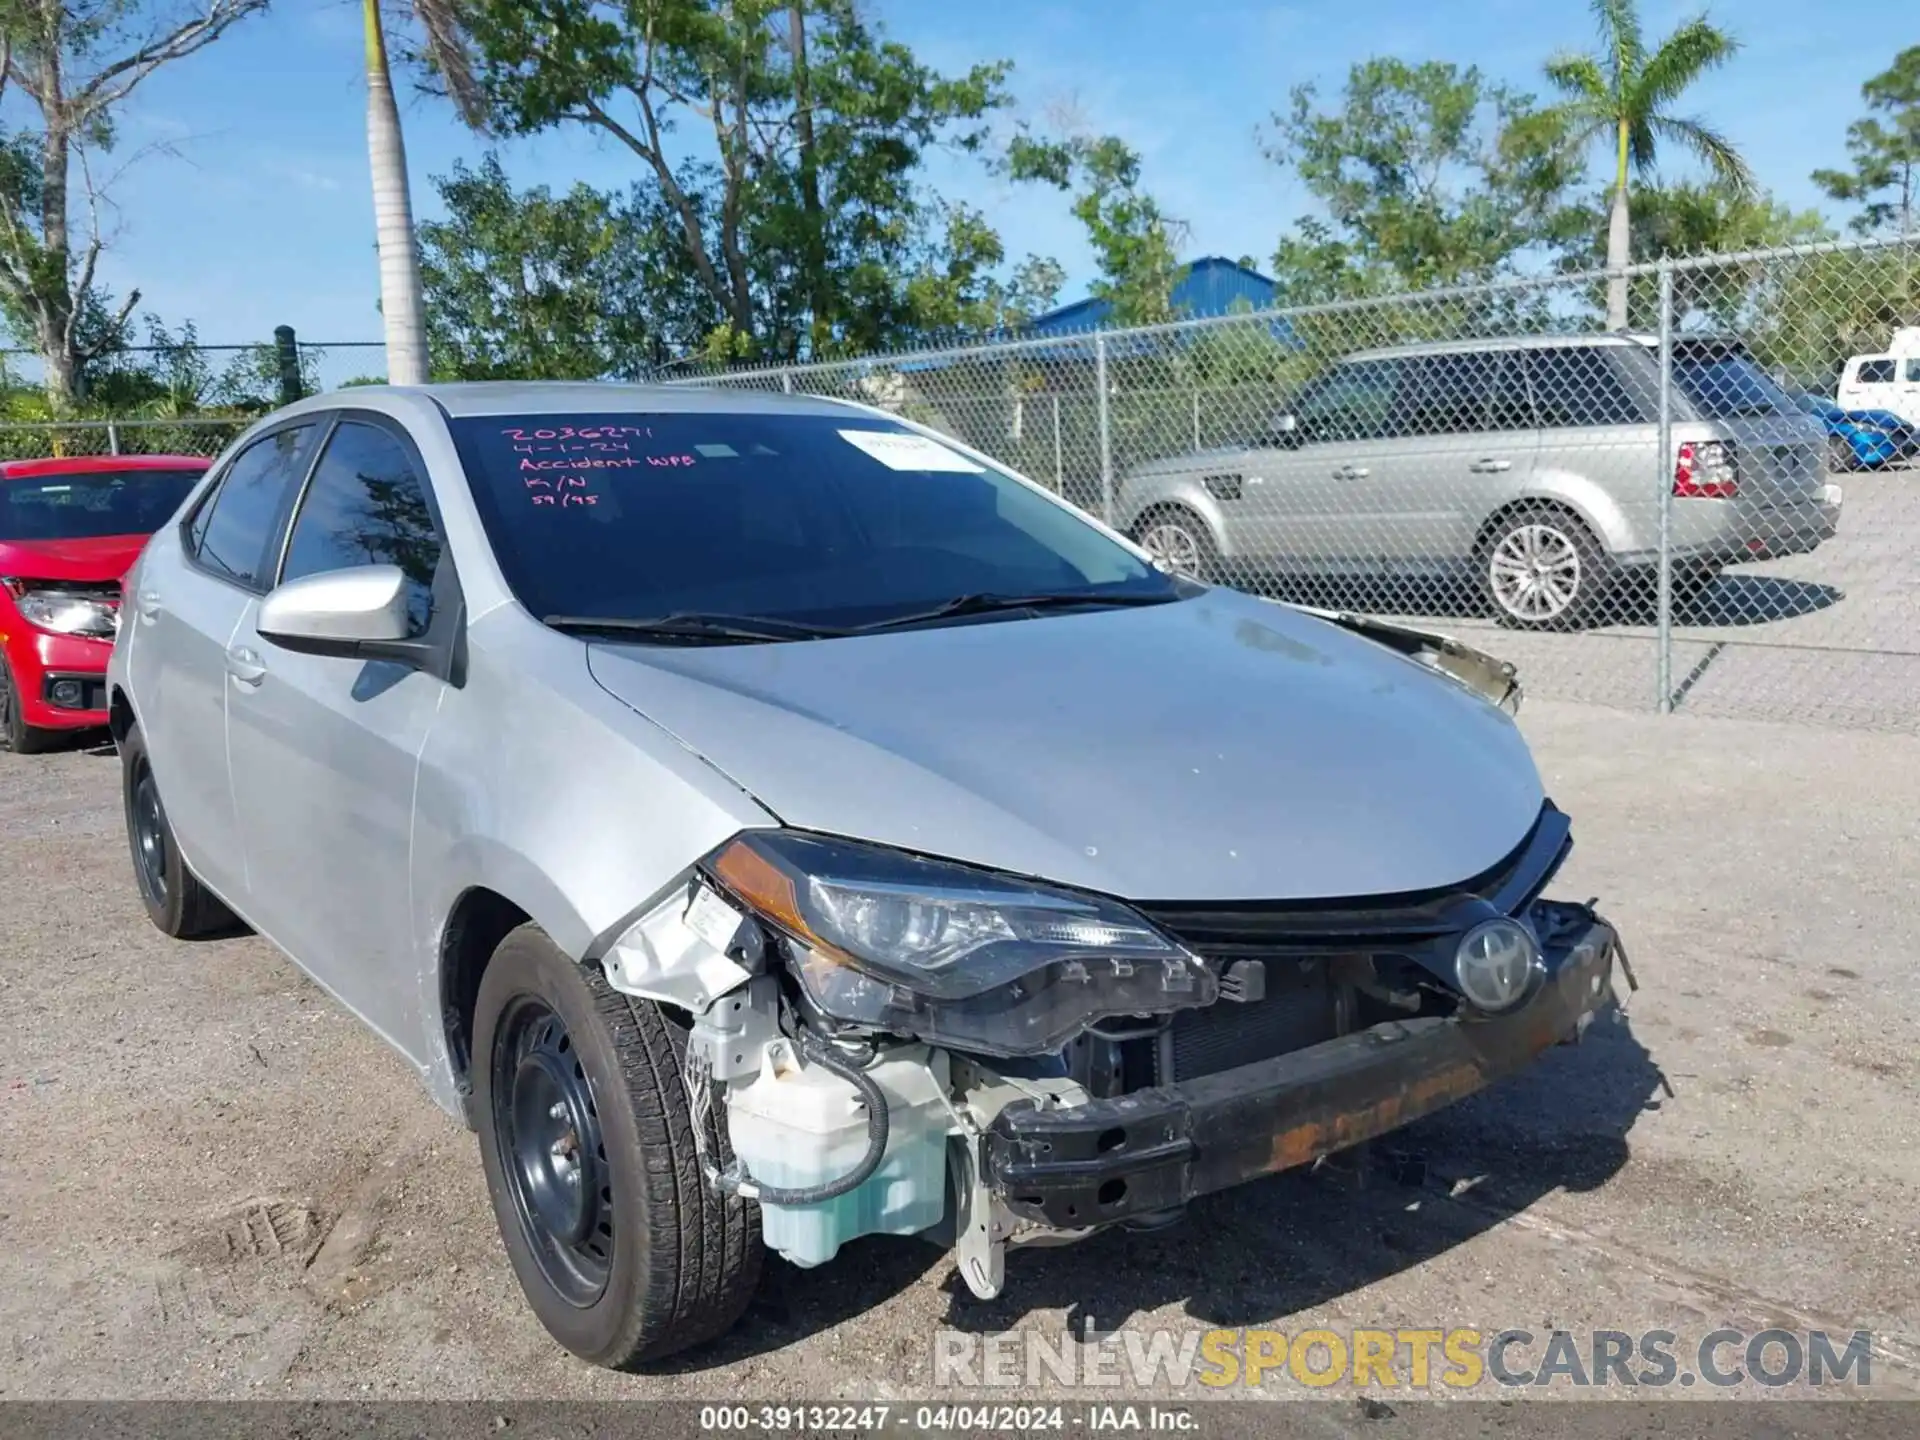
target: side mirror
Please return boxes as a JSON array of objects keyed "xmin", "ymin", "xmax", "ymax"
[
  {"xmin": 1267, "ymin": 413, "xmax": 1302, "ymax": 447},
  {"xmin": 258, "ymin": 565, "xmax": 411, "ymax": 656}
]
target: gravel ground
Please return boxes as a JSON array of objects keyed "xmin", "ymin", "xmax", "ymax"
[{"xmin": 0, "ymin": 697, "xmax": 1916, "ymax": 1404}]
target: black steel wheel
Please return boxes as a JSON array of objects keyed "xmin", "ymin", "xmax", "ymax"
[
  {"xmin": 118, "ymin": 721, "xmax": 241, "ymax": 939},
  {"xmin": 472, "ymin": 924, "xmax": 762, "ymax": 1369},
  {"xmin": 492, "ymin": 995, "xmax": 615, "ymax": 1308}
]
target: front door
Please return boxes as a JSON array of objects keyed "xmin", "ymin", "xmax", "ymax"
[{"xmin": 224, "ymin": 417, "xmax": 450, "ymax": 1060}]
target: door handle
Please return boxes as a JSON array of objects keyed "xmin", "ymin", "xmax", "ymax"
[
  {"xmin": 135, "ymin": 590, "xmax": 163, "ymax": 622},
  {"xmin": 1468, "ymin": 458, "xmax": 1514, "ymax": 473},
  {"xmin": 225, "ymin": 645, "xmax": 267, "ymax": 687},
  {"xmin": 1332, "ymin": 464, "xmax": 1371, "ymax": 480}
]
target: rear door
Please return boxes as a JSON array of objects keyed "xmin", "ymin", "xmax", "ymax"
[
  {"xmin": 223, "ymin": 415, "xmax": 452, "ymax": 1058},
  {"xmin": 126, "ymin": 423, "xmax": 321, "ymax": 905},
  {"xmin": 1366, "ymin": 349, "xmax": 1538, "ymax": 572}
]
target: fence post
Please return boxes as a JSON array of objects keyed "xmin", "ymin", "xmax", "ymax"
[
  {"xmin": 780, "ymin": 367, "xmax": 795, "ymax": 394},
  {"xmin": 1192, "ymin": 390, "xmax": 1201, "ymax": 453},
  {"xmin": 106, "ymin": 421, "xmax": 120, "ymax": 456},
  {"xmin": 273, "ymin": 325, "xmax": 303, "ymax": 406},
  {"xmin": 1655, "ymin": 259, "xmax": 1675, "ymax": 715},
  {"xmin": 1051, "ymin": 393, "xmax": 1063, "ymax": 495},
  {"xmin": 1095, "ymin": 334, "xmax": 1114, "ymax": 525}
]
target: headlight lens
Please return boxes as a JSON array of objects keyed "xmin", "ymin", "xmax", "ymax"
[
  {"xmin": 1454, "ymin": 916, "xmax": 1542, "ymax": 1013},
  {"xmin": 708, "ymin": 831, "xmax": 1217, "ymax": 1056},
  {"xmin": 12, "ymin": 588, "xmax": 118, "ymax": 638}
]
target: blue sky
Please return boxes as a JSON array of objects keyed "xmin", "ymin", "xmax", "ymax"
[{"xmin": 33, "ymin": 0, "xmax": 1916, "ymax": 382}]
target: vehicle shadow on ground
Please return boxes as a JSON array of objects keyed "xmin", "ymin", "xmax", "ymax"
[{"xmin": 663, "ymin": 1010, "xmax": 1665, "ymax": 1371}]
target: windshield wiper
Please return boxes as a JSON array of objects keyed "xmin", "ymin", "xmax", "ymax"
[
  {"xmin": 848, "ymin": 590, "xmax": 1178, "ymax": 634},
  {"xmin": 543, "ymin": 612, "xmax": 848, "ymax": 644}
]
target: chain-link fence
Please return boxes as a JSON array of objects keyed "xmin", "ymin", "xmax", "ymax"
[
  {"xmin": 0, "ymin": 417, "xmax": 251, "ymax": 462},
  {"xmin": 669, "ymin": 233, "xmax": 1920, "ymax": 732}
]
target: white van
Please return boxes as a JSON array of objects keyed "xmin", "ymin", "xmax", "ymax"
[{"xmin": 1837, "ymin": 327, "xmax": 1920, "ymax": 425}]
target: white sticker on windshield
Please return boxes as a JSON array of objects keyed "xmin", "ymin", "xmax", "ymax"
[{"xmin": 838, "ymin": 428, "xmax": 983, "ymax": 472}]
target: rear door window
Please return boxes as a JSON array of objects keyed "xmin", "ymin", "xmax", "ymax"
[
  {"xmin": 1528, "ymin": 346, "xmax": 1649, "ymax": 427},
  {"xmin": 1906, "ymin": 359, "xmax": 1920, "ymax": 383}
]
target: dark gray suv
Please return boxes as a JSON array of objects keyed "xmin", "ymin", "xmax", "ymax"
[{"xmin": 1120, "ymin": 334, "xmax": 1842, "ymax": 628}]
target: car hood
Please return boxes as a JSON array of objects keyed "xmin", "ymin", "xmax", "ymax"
[
  {"xmin": 585, "ymin": 591, "xmax": 1544, "ymax": 903},
  {"xmin": 0, "ymin": 533, "xmax": 148, "ymax": 582}
]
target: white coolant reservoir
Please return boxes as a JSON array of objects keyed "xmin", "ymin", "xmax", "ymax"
[{"xmin": 724, "ymin": 1040, "xmax": 952, "ymax": 1268}]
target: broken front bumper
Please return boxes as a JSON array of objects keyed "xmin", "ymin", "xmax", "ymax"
[{"xmin": 984, "ymin": 913, "xmax": 1619, "ymax": 1230}]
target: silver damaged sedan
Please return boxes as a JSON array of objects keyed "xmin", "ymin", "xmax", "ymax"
[{"xmin": 107, "ymin": 383, "xmax": 1624, "ymax": 1368}]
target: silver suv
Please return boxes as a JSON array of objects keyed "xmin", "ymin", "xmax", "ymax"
[{"xmin": 1120, "ymin": 334, "xmax": 1841, "ymax": 628}]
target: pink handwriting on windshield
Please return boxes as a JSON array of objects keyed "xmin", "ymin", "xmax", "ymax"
[
  {"xmin": 645, "ymin": 454, "xmax": 697, "ymax": 467},
  {"xmin": 501, "ymin": 425, "xmax": 650, "ymax": 442}
]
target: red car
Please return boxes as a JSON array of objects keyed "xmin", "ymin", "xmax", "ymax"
[{"xmin": 0, "ymin": 454, "xmax": 210, "ymax": 752}]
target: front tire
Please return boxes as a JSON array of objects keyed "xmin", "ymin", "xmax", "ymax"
[
  {"xmin": 472, "ymin": 924, "xmax": 762, "ymax": 1369},
  {"xmin": 1480, "ymin": 506, "xmax": 1609, "ymax": 630},
  {"xmin": 120, "ymin": 722, "xmax": 240, "ymax": 938},
  {"xmin": 0, "ymin": 655, "xmax": 57, "ymax": 754},
  {"xmin": 1827, "ymin": 433, "xmax": 1856, "ymax": 474}
]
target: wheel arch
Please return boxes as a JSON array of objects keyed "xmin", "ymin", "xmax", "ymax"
[
  {"xmin": 108, "ymin": 684, "xmax": 137, "ymax": 746},
  {"xmin": 1472, "ymin": 492, "xmax": 1611, "ymax": 559}
]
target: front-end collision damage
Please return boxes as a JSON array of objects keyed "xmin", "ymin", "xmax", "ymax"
[{"xmin": 596, "ymin": 828, "xmax": 1627, "ymax": 1298}]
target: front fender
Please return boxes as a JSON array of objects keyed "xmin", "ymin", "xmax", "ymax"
[{"xmin": 1115, "ymin": 467, "xmax": 1232, "ymax": 550}]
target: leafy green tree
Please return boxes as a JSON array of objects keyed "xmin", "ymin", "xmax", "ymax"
[
  {"xmin": 455, "ymin": 0, "xmax": 1015, "ymax": 361},
  {"xmin": 0, "ymin": 0, "xmax": 269, "ymax": 407},
  {"xmin": 1813, "ymin": 46, "xmax": 1920, "ymax": 238},
  {"xmin": 1557, "ymin": 179, "xmax": 1832, "ymax": 326},
  {"xmin": 418, "ymin": 156, "xmax": 688, "ymax": 380},
  {"xmin": 898, "ymin": 206, "xmax": 1064, "ymax": 338},
  {"xmin": 1542, "ymin": 0, "xmax": 1750, "ymax": 329},
  {"xmin": 1006, "ymin": 133, "xmax": 1187, "ymax": 326},
  {"xmin": 1262, "ymin": 58, "xmax": 1579, "ymax": 304}
]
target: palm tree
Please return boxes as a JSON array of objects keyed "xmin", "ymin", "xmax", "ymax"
[
  {"xmin": 364, "ymin": 0, "xmax": 484, "ymax": 385},
  {"xmin": 1545, "ymin": 0, "xmax": 1750, "ymax": 329}
]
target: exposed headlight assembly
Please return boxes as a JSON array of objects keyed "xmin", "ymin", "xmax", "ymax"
[
  {"xmin": 8, "ymin": 584, "xmax": 118, "ymax": 638},
  {"xmin": 707, "ymin": 831, "xmax": 1217, "ymax": 1056}
]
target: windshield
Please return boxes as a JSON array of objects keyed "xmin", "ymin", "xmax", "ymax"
[
  {"xmin": 1672, "ymin": 346, "xmax": 1796, "ymax": 420},
  {"xmin": 0, "ymin": 468, "xmax": 203, "ymax": 542},
  {"xmin": 450, "ymin": 412, "xmax": 1178, "ymax": 632}
]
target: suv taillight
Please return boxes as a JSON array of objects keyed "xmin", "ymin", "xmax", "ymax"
[{"xmin": 1674, "ymin": 440, "xmax": 1738, "ymax": 499}]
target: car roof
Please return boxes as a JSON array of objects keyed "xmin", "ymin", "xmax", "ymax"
[
  {"xmin": 1340, "ymin": 331, "xmax": 1744, "ymax": 363},
  {"xmin": 337, "ymin": 380, "xmax": 867, "ymax": 421},
  {"xmin": 0, "ymin": 453, "xmax": 212, "ymax": 479}
]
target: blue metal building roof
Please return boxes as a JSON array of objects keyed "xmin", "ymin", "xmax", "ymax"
[{"xmin": 1025, "ymin": 256, "xmax": 1284, "ymax": 335}]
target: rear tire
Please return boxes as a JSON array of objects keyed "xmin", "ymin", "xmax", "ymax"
[
  {"xmin": 0, "ymin": 656, "xmax": 57, "ymax": 755},
  {"xmin": 1131, "ymin": 506, "xmax": 1222, "ymax": 584},
  {"xmin": 472, "ymin": 924, "xmax": 762, "ymax": 1369},
  {"xmin": 1479, "ymin": 505, "xmax": 1610, "ymax": 630},
  {"xmin": 120, "ymin": 722, "xmax": 239, "ymax": 938}
]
